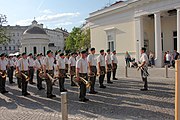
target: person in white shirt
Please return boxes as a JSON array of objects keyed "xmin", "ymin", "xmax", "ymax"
[
  {"xmin": 76, "ymin": 52, "xmax": 81, "ymax": 61},
  {"xmin": 27, "ymin": 53, "xmax": 35, "ymax": 84},
  {"xmin": 34, "ymin": 54, "xmax": 44, "ymax": 90},
  {"xmin": 87, "ymin": 47, "xmax": 98, "ymax": 94},
  {"xmin": 69, "ymin": 52, "xmax": 76, "ymax": 86},
  {"xmin": 17, "ymin": 52, "xmax": 30, "ymax": 96},
  {"xmin": 7, "ymin": 55, "xmax": 15, "ymax": 84},
  {"xmin": 15, "ymin": 54, "xmax": 22, "ymax": 89},
  {"xmin": 111, "ymin": 50, "xmax": 118, "ymax": 80},
  {"xmin": 97, "ymin": 50, "xmax": 106, "ymax": 88},
  {"xmin": 138, "ymin": 47, "xmax": 149, "ymax": 91},
  {"xmin": 57, "ymin": 53, "xmax": 67, "ymax": 92},
  {"xmin": 43, "ymin": 50, "xmax": 56, "ymax": 99},
  {"xmin": 56, "ymin": 50, "xmax": 61, "ymax": 60},
  {"xmin": 64, "ymin": 53, "xmax": 70, "ymax": 78},
  {"xmin": 165, "ymin": 51, "xmax": 171, "ymax": 65},
  {"xmin": 105, "ymin": 49, "xmax": 113, "ymax": 84},
  {"xmin": 76, "ymin": 50, "xmax": 89, "ymax": 102},
  {"xmin": 0, "ymin": 53, "xmax": 9, "ymax": 94}
]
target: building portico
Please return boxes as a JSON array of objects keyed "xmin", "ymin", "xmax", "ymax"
[{"xmin": 87, "ymin": 0, "xmax": 180, "ymax": 67}]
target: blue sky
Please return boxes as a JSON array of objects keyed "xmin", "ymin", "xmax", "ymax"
[{"xmin": 0, "ymin": 0, "xmax": 121, "ymax": 32}]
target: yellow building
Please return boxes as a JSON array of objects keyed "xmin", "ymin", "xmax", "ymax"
[{"xmin": 87, "ymin": 0, "xmax": 180, "ymax": 67}]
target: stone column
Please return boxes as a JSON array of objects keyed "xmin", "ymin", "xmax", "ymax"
[
  {"xmin": 154, "ymin": 12, "xmax": 162, "ymax": 67},
  {"xmin": 135, "ymin": 16, "xmax": 144, "ymax": 62},
  {"xmin": 177, "ymin": 8, "xmax": 180, "ymax": 53}
]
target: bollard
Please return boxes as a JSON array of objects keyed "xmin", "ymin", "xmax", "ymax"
[
  {"xmin": 165, "ymin": 65, "xmax": 168, "ymax": 78},
  {"xmin": 175, "ymin": 60, "xmax": 180, "ymax": 120},
  {"xmin": 125, "ymin": 66, "xmax": 128, "ymax": 77},
  {"xmin": 61, "ymin": 92, "xmax": 68, "ymax": 120}
]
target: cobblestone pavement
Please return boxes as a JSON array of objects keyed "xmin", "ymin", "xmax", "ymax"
[{"xmin": 0, "ymin": 67, "xmax": 175, "ymax": 120}]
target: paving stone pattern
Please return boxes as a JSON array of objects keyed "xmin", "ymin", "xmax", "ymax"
[{"xmin": 0, "ymin": 67, "xmax": 175, "ymax": 120}]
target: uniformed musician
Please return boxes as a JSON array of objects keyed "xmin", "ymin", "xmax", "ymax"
[
  {"xmin": 76, "ymin": 50, "xmax": 89, "ymax": 102},
  {"xmin": 87, "ymin": 47, "xmax": 98, "ymax": 94},
  {"xmin": 56, "ymin": 50, "xmax": 61, "ymax": 60},
  {"xmin": 0, "ymin": 53, "xmax": 9, "ymax": 94},
  {"xmin": 15, "ymin": 54, "xmax": 22, "ymax": 89},
  {"xmin": 105, "ymin": 49, "xmax": 113, "ymax": 84},
  {"xmin": 97, "ymin": 50, "xmax": 106, "ymax": 88},
  {"xmin": 17, "ymin": 52, "xmax": 30, "ymax": 96},
  {"xmin": 111, "ymin": 50, "xmax": 118, "ymax": 80},
  {"xmin": 64, "ymin": 53, "xmax": 69, "ymax": 78},
  {"xmin": 43, "ymin": 50, "xmax": 56, "ymax": 98},
  {"xmin": 34, "ymin": 54, "xmax": 44, "ymax": 90},
  {"xmin": 57, "ymin": 53, "xmax": 67, "ymax": 92},
  {"xmin": 28, "ymin": 53, "xmax": 35, "ymax": 84},
  {"xmin": 69, "ymin": 52, "xmax": 76, "ymax": 86},
  {"xmin": 7, "ymin": 55, "xmax": 15, "ymax": 84}
]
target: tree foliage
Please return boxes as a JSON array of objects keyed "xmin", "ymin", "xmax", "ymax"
[
  {"xmin": 65, "ymin": 27, "xmax": 90, "ymax": 52},
  {"xmin": 0, "ymin": 14, "xmax": 9, "ymax": 44}
]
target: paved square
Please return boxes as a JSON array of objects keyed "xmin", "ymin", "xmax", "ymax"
[{"xmin": 0, "ymin": 67, "xmax": 175, "ymax": 120}]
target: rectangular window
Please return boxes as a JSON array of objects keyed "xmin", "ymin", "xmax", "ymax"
[
  {"xmin": 13, "ymin": 46, "xmax": 15, "ymax": 50},
  {"xmin": 161, "ymin": 33, "xmax": 163, "ymax": 51},
  {"xmin": 4, "ymin": 46, "xmax": 7, "ymax": 50},
  {"xmin": 9, "ymin": 46, "xmax": 11, "ymax": 51},
  {"xmin": 0, "ymin": 47, "xmax": 2, "ymax": 50},
  {"xmin": 107, "ymin": 34, "xmax": 115, "ymax": 51},
  {"xmin": 173, "ymin": 31, "xmax": 177, "ymax": 51}
]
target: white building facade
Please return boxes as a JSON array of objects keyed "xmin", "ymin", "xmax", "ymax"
[
  {"xmin": 87, "ymin": 0, "xmax": 180, "ymax": 67},
  {"xmin": 1, "ymin": 20, "xmax": 68, "ymax": 55}
]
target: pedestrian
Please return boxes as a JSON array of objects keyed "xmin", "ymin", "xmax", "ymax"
[
  {"xmin": 138, "ymin": 47, "xmax": 149, "ymax": 91},
  {"xmin": 125, "ymin": 51, "xmax": 131, "ymax": 67}
]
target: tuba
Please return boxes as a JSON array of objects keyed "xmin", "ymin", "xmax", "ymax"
[
  {"xmin": 73, "ymin": 76, "xmax": 91, "ymax": 88},
  {"xmin": 15, "ymin": 70, "xmax": 22, "ymax": 79},
  {"xmin": 0, "ymin": 70, "xmax": 7, "ymax": 79}
]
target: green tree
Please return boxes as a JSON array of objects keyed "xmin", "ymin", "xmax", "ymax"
[
  {"xmin": 65, "ymin": 27, "xmax": 90, "ymax": 51},
  {"xmin": 0, "ymin": 14, "xmax": 9, "ymax": 44}
]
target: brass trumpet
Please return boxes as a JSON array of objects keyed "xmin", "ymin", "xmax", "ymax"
[
  {"xmin": 88, "ymin": 72, "xmax": 96, "ymax": 77},
  {"xmin": 46, "ymin": 73, "xmax": 57, "ymax": 85},
  {"xmin": 21, "ymin": 72, "xmax": 30, "ymax": 81},
  {"xmin": 97, "ymin": 71, "xmax": 105, "ymax": 76},
  {"xmin": 106, "ymin": 68, "xmax": 113, "ymax": 72},
  {"xmin": 73, "ymin": 76, "xmax": 91, "ymax": 88},
  {"xmin": 15, "ymin": 71, "xmax": 29, "ymax": 81},
  {"xmin": 0, "ymin": 70, "xmax": 7, "ymax": 79}
]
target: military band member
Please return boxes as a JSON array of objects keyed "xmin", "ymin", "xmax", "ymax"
[
  {"xmin": 69, "ymin": 52, "xmax": 76, "ymax": 86},
  {"xmin": 28, "ymin": 53, "xmax": 35, "ymax": 84},
  {"xmin": 105, "ymin": 49, "xmax": 113, "ymax": 84},
  {"xmin": 76, "ymin": 50, "xmax": 89, "ymax": 102},
  {"xmin": 138, "ymin": 47, "xmax": 149, "ymax": 91},
  {"xmin": 0, "ymin": 53, "xmax": 9, "ymax": 94},
  {"xmin": 15, "ymin": 54, "xmax": 22, "ymax": 88},
  {"xmin": 64, "ymin": 53, "xmax": 69, "ymax": 78},
  {"xmin": 76, "ymin": 52, "xmax": 81, "ymax": 61},
  {"xmin": 7, "ymin": 55, "xmax": 15, "ymax": 84},
  {"xmin": 17, "ymin": 52, "xmax": 30, "ymax": 96},
  {"xmin": 97, "ymin": 50, "xmax": 106, "ymax": 88},
  {"xmin": 56, "ymin": 50, "xmax": 61, "ymax": 60},
  {"xmin": 111, "ymin": 50, "xmax": 118, "ymax": 80},
  {"xmin": 87, "ymin": 48, "xmax": 98, "ymax": 94},
  {"xmin": 43, "ymin": 50, "xmax": 56, "ymax": 98},
  {"xmin": 57, "ymin": 53, "xmax": 67, "ymax": 92},
  {"xmin": 34, "ymin": 54, "xmax": 44, "ymax": 90}
]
